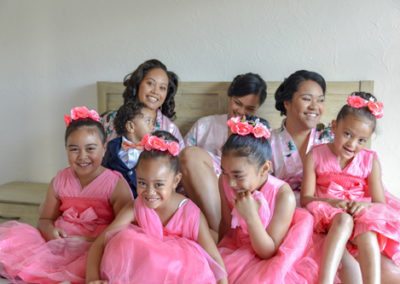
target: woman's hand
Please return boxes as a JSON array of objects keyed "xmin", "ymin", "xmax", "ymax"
[
  {"xmin": 234, "ymin": 191, "xmax": 259, "ymax": 221},
  {"xmin": 346, "ymin": 201, "xmax": 370, "ymax": 216}
]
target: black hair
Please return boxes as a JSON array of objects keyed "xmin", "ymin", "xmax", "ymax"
[
  {"xmin": 228, "ymin": 73, "xmax": 267, "ymax": 106},
  {"xmin": 275, "ymin": 70, "xmax": 326, "ymax": 116},
  {"xmin": 122, "ymin": 59, "xmax": 178, "ymax": 119},
  {"xmin": 222, "ymin": 115, "xmax": 272, "ymax": 168},
  {"xmin": 136, "ymin": 130, "xmax": 180, "ymax": 174},
  {"xmin": 65, "ymin": 118, "xmax": 106, "ymax": 146},
  {"xmin": 113, "ymin": 101, "xmax": 148, "ymax": 137},
  {"xmin": 337, "ymin": 92, "xmax": 378, "ymax": 131}
]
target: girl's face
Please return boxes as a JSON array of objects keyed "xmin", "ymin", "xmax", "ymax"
[
  {"xmin": 66, "ymin": 127, "xmax": 105, "ymax": 183},
  {"xmin": 284, "ymin": 80, "xmax": 325, "ymax": 130},
  {"xmin": 137, "ymin": 68, "xmax": 169, "ymax": 111},
  {"xmin": 221, "ymin": 153, "xmax": 270, "ymax": 194},
  {"xmin": 126, "ymin": 107, "xmax": 156, "ymax": 143},
  {"xmin": 331, "ymin": 114, "xmax": 373, "ymax": 164},
  {"xmin": 136, "ymin": 157, "xmax": 181, "ymax": 211},
  {"xmin": 228, "ymin": 94, "xmax": 260, "ymax": 118}
]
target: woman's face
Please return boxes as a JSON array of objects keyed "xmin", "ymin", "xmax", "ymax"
[
  {"xmin": 284, "ymin": 80, "xmax": 325, "ymax": 130},
  {"xmin": 137, "ymin": 68, "xmax": 169, "ymax": 111},
  {"xmin": 227, "ymin": 93, "xmax": 261, "ymax": 118}
]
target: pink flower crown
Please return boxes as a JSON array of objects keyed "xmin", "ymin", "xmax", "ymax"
[
  {"xmin": 347, "ymin": 95, "xmax": 384, "ymax": 119},
  {"xmin": 140, "ymin": 134, "xmax": 180, "ymax": 156},
  {"xmin": 227, "ymin": 116, "xmax": 271, "ymax": 139},
  {"xmin": 64, "ymin": 106, "xmax": 101, "ymax": 126}
]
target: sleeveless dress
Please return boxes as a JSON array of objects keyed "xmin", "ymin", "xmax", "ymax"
[
  {"xmin": 100, "ymin": 196, "xmax": 226, "ymax": 283},
  {"xmin": 306, "ymin": 144, "xmax": 400, "ymax": 265},
  {"xmin": 0, "ymin": 167, "xmax": 125, "ymax": 283},
  {"xmin": 218, "ymin": 174, "xmax": 317, "ymax": 283}
]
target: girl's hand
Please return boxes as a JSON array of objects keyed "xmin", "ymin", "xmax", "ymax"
[
  {"xmin": 347, "ymin": 201, "xmax": 370, "ymax": 216},
  {"xmin": 87, "ymin": 280, "xmax": 108, "ymax": 284},
  {"xmin": 52, "ymin": 227, "xmax": 68, "ymax": 239},
  {"xmin": 235, "ymin": 191, "xmax": 259, "ymax": 221},
  {"xmin": 328, "ymin": 199, "xmax": 349, "ymax": 210}
]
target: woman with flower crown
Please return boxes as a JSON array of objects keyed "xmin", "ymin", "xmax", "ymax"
[
  {"xmin": 218, "ymin": 115, "xmax": 317, "ymax": 283},
  {"xmin": 301, "ymin": 92, "xmax": 400, "ymax": 283},
  {"xmin": 86, "ymin": 130, "xmax": 227, "ymax": 283},
  {"xmin": 0, "ymin": 106, "xmax": 133, "ymax": 283}
]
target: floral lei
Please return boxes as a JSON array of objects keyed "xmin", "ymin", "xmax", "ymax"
[{"xmin": 227, "ymin": 116, "xmax": 271, "ymax": 139}]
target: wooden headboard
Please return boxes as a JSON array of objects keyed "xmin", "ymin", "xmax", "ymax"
[{"xmin": 97, "ymin": 80, "xmax": 374, "ymax": 136}]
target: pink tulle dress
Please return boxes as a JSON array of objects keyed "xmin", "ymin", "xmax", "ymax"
[
  {"xmin": 218, "ymin": 174, "xmax": 318, "ymax": 283},
  {"xmin": 0, "ymin": 167, "xmax": 127, "ymax": 283},
  {"xmin": 306, "ymin": 144, "xmax": 400, "ymax": 265},
  {"xmin": 100, "ymin": 196, "xmax": 227, "ymax": 283}
]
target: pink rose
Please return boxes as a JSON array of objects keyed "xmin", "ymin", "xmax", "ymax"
[
  {"xmin": 253, "ymin": 125, "xmax": 270, "ymax": 139},
  {"xmin": 167, "ymin": 142, "xmax": 180, "ymax": 156},
  {"xmin": 368, "ymin": 101, "xmax": 384, "ymax": 118},
  {"xmin": 145, "ymin": 136, "xmax": 168, "ymax": 151},
  {"xmin": 88, "ymin": 109, "xmax": 100, "ymax": 122},
  {"xmin": 71, "ymin": 106, "xmax": 90, "ymax": 120},
  {"xmin": 227, "ymin": 116, "xmax": 240, "ymax": 128},
  {"xmin": 64, "ymin": 115, "xmax": 72, "ymax": 126},
  {"xmin": 233, "ymin": 122, "xmax": 253, "ymax": 136},
  {"xmin": 347, "ymin": 96, "xmax": 368, "ymax": 108}
]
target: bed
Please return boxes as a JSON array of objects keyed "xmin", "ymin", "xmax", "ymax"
[{"xmin": 97, "ymin": 80, "xmax": 374, "ymax": 138}]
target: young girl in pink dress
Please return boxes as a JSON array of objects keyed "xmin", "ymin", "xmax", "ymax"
[
  {"xmin": 218, "ymin": 115, "xmax": 316, "ymax": 283},
  {"xmin": 301, "ymin": 92, "xmax": 400, "ymax": 283},
  {"xmin": 0, "ymin": 107, "xmax": 133, "ymax": 283},
  {"xmin": 86, "ymin": 130, "xmax": 227, "ymax": 284}
]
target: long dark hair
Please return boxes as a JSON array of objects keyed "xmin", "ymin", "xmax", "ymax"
[{"xmin": 122, "ymin": 59, "xmax": 179, "ymax": 119}]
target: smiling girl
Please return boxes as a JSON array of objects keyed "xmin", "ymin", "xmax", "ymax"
[
  {"xmin": 0, "ymin": 106, "xmax": 132, "ymax": 283},
  {"xmin": 218, "ymin": 115, "xmax": 316, "ymax": 283},
  {"xmin": 301, "ymin": 92, "xmax": 400, "ymax": 283},
  {"xmin": 87, "ymin": 131, "xmax": 227, "ymax": 283}
]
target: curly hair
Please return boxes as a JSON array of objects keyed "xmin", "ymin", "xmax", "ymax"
[
  {"xmin": 337, "ymin": 92, "xmax": 378, "ymax": 131},
  {"xmin": 122, "ymin": 59, "xmax": 178, "ymax": 120},
  {"xmin": 137, "ymin": 130, "xmax": 180, "ymax": 174},
  {"xmin": 275, "ymin": 70, "xmax": 326, "ymax": 116},
  {"xmin": 113, "ymin": 101, "xmax": 147, "ymax": 137}
]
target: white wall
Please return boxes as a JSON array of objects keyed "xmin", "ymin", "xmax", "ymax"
[{"xmin": 1, "ymin": 0, "xmax": 399, "ymax": 195}]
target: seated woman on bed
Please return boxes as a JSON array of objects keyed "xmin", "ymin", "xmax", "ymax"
[
  {"xmin": 101, "ymin": 59, "xmax": 185, "ymax": 149},
  {"xmin": 180, "ymin": 73, "xmax": 268, "ymax": 233}
]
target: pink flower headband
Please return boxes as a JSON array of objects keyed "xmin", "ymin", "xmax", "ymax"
[
  {"xmin": 140, "ymin": 134, "xmax": 180, "ymax": 156},
  {"xmin": 227, "ymin": 116, "xmax": 271, "ymax": 139},
  {"xmin": 64, "ymin": 106, "xmax": 101, "ymax": 126},
  {"xmin": 347, "ymin": 95, "xmax": 384, "ymax": 119}
]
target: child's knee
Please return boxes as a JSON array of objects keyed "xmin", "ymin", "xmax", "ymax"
[
  {"xmin": 333, "ymin": 213, "xmax": 354, "ymax": 228},
  {"xmin": 355, "ymin": 231, "xmax": 379, "ymax": 248}
]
